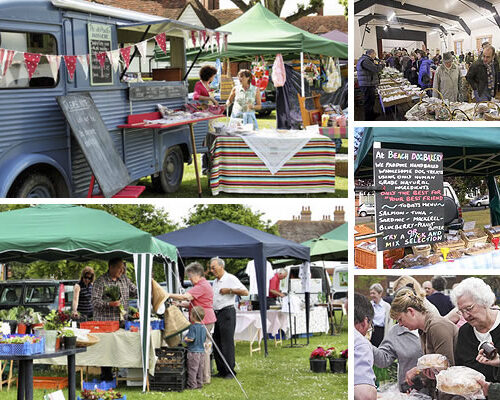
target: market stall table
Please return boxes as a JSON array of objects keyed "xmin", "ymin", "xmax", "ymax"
[
  {"xmin": 318, "ymin": 126, "xmax": 348, "ymax": 140},
  {"xmin": 2, "ymin": 347, "xmax": 86, "ymax": 400},
  {"xmin": 209, "ymin": 130, "xmax": 336, "ymax": 195},
  {"xmin": 235, "ymin": 310, "xmax": 289, "ymax": 354},
  {"xmin": 34, "ymin": 329, "xmax": 163, "ymax": 373},
  {"xmin": 118, "ymin": 113, "xmax": 225, "ymax": 197},
  {"xmin": 408, "ymin": 249, "xmax": 500, "ymax": 270}
]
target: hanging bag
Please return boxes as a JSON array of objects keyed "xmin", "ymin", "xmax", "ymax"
[
  {"xmin": 272, "ymin": 53, "xmax": 286, "ymax": 87},
  {"xmin": 323, "ymin": 57, "xmax": 341, "ymax": 93}
]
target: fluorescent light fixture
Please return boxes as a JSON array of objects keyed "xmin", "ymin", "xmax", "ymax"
[
  {"xmin": 388, "ymin": 11, "xmax": 396, "ymax": 21},
  {"xmin": 384, "ymin": 24, "xmax": 389, "ymax": 31}
]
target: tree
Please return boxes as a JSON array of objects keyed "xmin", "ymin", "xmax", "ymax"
[
  {"xmin": 183, "ymin": 204, "xmax": 278, "ymax": 275},
  {"xmin": 228, "ymin": 0, "xmax": 325, "ymax": 23}
]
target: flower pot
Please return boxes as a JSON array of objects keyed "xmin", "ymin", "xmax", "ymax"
[
  {"xmin": 25, "ymin": 324, "xmax": 33, "ymax": 335},
  {"xmin": 63, "ymin": 336, "xmax": 77, "ymax": 349},
  {"xmin": 44, "ymin": 330, "xmax": 58, "ymax": 353},
  {"xmin": 6, "ymin": 320, "xmax": 17, "ymax": 335},
  {"xmin": 17, "ymin": 323, "xmax": 26, "ymax": 334},
  {"xmin": 330, "ymin": 358, "xmax": 347, "ymax": 373},
  {"xmin": 309, "ymin": 358, "xmax": 327, "ymax": 373},
  {"xmin": 55, "ymin": 337, "xmax": 61, "ymax": 351}
]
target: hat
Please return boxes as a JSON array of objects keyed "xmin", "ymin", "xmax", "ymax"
[
  {"xmin": 163, "ymin": 304, "xmax": 190, "ymax": 340},
  {"xmin": 151, "ymin": 279, "xmax": 169, "ymax": 313},
  {"xmin": 443, "ymin": 52, "xmax": 453, "ymax": 63}
]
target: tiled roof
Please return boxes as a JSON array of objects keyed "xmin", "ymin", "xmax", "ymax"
[
  {"xmin": 209, "ymin": 8, "xmax": 243, "ymax": 25},
  {"xmin": 277, "ymin": 220, "xmax": 341, "ymax": 243},
  {"xmin": 292, "ymin": 15, "xmax": 347, "ymax": 34}
]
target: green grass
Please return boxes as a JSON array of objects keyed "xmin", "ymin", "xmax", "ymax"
[
  {"xmin": 12, "ymin": 325, "xmax": 347, "ymax": 400},
  {"xmin": 463, "ymin": 208, "xmax": 490, "ymax": 230},
  {"xmin": 139, "ymin": 111, "xmax": 348, "ymax": 198}
]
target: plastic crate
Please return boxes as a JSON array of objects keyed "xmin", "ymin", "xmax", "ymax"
[
  {"xmin": 149, "ymin": 370, "xmax": 186, "ymax": 392},
  {"xmin": 33, "ymin": 376, "xmax": 68, "ymax": 390},
  {"xmin": 154, "ymin": 347, "xmax": 186, "ymax": 371},
  {"xmin": 82, "ymin": 378, "xmax": 117, "ymax": 391},
  {"xmin": 80, "ymin": 321, "xmax": 119, "ymax": 333},
  {"xmin": 0, "ymin": 335, "xmax": 45, "ymax": 356},
  {"xmin": 124, "ymin": 320, "xmax": 165, "ymax": 331}
]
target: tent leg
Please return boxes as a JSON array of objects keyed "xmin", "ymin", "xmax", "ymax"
[{"xmin": 300, "ymin": 52, "xmax": 305, "ymax": 98}]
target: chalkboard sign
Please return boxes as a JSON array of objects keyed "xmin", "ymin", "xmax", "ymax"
[
  {"xmin": 88, "ymin": 23, "xmax": 113, "ymax": 86},
  {"xmin": 129, "ymin": 84, "xmax": 188, "ymax": 101},
  {"xmin": 57, "ymin": 93, "xmax": 131, "ymax": 198},
  {"xmin": 374, "ymin": 148, "xmax": 445, "ymax": 251}
]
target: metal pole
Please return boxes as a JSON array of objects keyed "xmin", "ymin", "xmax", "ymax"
[
  {"xmin": 189, "ymin": 123, "xmax": 203, "ymax": 198},
  {"xmin": 183, "ymin": 37, "xmax": 210, "ymax": 81},
  {"xmin": 120, "ymin": 25, "xmax": 151, "ymax": 80},
  {"xmin": 300, "ymin": 51, "xmax": 305, "ymax": 98}
]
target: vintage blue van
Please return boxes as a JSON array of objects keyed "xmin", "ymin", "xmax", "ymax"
[{"xmin": 0, "ymin": 0, "xmax": 217, "ymax": 197}]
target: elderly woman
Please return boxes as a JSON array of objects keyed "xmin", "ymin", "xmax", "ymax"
[
  {"xmin": 166, "ymin": 262, "xmax": 216, "ymax": 384},
  {"xmin": 390, "ymin": 287, "xmax": 458, "ymax": 386},
  {"xmin": 369, "ymin": 283, "xmax": 393, "ymax": 347},
  {"xmin": 193, "ymin": 65, "xmax": 218, "ymax": 106},
  {"xmin": 433, "ymin": 51, "xmax": 461, "ymax": 101},
  {"xmin": 451, "ymin": 277, "xmax": 500, "ymax": 382},
  {"xmin": 226, "ymin": 69, "xmax": 262, "ymax": 129}
]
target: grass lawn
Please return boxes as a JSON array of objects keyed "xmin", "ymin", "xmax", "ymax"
[
  {"xmin": 139, "ymin": 112, "xmax": 348, "ymax": 198},
  {"xmin": 12, "ymin": 315, "xmax": 347, "ymax": 400},
  {"xmin": 463, "ymin": 208, "xmax": 490, "ymax": 230}
]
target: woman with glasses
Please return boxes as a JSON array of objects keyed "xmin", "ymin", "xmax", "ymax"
[
  {"xmin": 72, "ymin": 266, "xmax": 95, "ymax": 320},
  {"xmin": 390, "ymin": 287, "xmax": 458, "ymax": 387},
  {"xmin": 451, "ymin": 277, "xmax": 500, "ymax": 382}
]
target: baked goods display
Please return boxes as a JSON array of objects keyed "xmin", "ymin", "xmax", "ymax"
[
  {"xmin": 406, "ymin": 98, "xmax": 500, "ymax": 121},
  {"xmin": 393, "ymin": 254, "xmax": 441, "ymax": 269},
  {"xmin": 432, "ymin": 234, "xmax": 465, "ymax": 251},
  {"xmin": 436, "ymin": 366, "xmax": 485, "ymax": 397},
  {"xmin": 461, "ymin": 228, "xmax": 488, "ymax": 248},
  {"xmin": 464, "ymin": 242, "xmax": 494, "ymax": 256},
  {"xmin": 416, "ymin": 354, "xmax": 449, "ymax": 371},
  {"xmin": 447, "ymin": 249, "xmax": 466, "ymax": 260}
]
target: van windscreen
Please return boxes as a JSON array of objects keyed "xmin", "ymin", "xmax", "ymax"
[
  {"xmin": 0, "ymin": 286, "xmax": 22, "ymax": 304},
  {"xmin": 0, "ymin": 31, "xmax": 58, "ymax": 89}
]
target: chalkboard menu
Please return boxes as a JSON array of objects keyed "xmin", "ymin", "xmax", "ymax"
[
  {"xmin": 374, "ymin": 148, "xmax": 444, "ymax": 251},
  {"xmin": 57, "ymin": 93, "xmax": 131, "ymax": 198},
  {"xmin": 88, "ymin": 23, "xmax": 113, "ymax": 86},
  {"xmin": 129, "ymin": 84, "xmax": 188, "ymax": 101}
]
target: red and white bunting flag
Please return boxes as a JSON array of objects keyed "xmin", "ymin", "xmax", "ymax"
[
  {"xmin": 208, "ymin": 31, "xmax": 214, "ymax": 53},
  {"xmin": 198, "ymin": 30, "xmax": 204, "ymax": 48},
  {"xmin": 24, "ymin": 52, "xmax": 42, "ymax": 80},
  {"xmin": 191, "ymin": 31, "xmax": 197, "ymax": 48},
  {"xmin": 96, "ymin": 52, "xmax": 107, "ymax": 70},
  {"xmin": 2, "ymin": 50, "xmax": 16, "ymax": 77},
  {"xmin": 45, "ymin": 55, "xmax": 62, "ymax": 80},
  {"xmin": 136, "ymin": 41, "xmax": 147, "ymax": 58},
  {"xmin": 223, "ymin": 34, "xmax": 228, "ymax": 51},
  {"xmin": 155, "ymin": 32, "xmax": 167, "ymax": 54},
  {"xmin": 215, "ymin": 32, "xmax": 221, "ymax": 52},
  {"xmin": 63, "ymin": 55, "xmax": 77, "ymax": 80},
  {"xmin": 201, "ymin": 30, "xmax": 207, "ymax": 45},
  {"xmin": 109, "ymin": 49, "xmax": 121, "ymax": 73},
  {"xmin": 120, "ymin": 46, "xmax": 132, "ymax": 69},
  {"xmin": 77, "ymin": 55, "xmax": 89, "ymax": 79},
  {"xmin": 0, "ymin": 49, "xmax": 5, "ymax": 75}
]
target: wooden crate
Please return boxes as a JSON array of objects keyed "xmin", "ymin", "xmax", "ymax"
[
  {"xmin": 152, "ymin": 68, "xmax": 183, "ymax": 81},
  {"xmin": 33, "ymin": 376, "xmax": 68, "ymax": 390}
]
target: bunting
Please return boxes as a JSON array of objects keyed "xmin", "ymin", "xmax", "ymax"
[
  {"xmin": 215, "ymin": 32, "xmax": 221, "ymax": 52},
  {"xmin": 224, "ymin": 34, "xmax": 228, "ymax": 51},
  {"xmin": 120, "ymin": 46, "xmax": 132, "ymax": 69},
  {"xmin": 63, "ymin": 55, "xmax": 77, "ymax": 80},
  {"xmin": 46, "ymin": 55, "xmax": 62, "ymax": 80},
  {"xmin": 155, "ymin": 32, "xmax": 167, "ymax": 54},
  {"xmin": 191, "ymin": 31, "xmax": 197, "ymax": 48},
  {"xmin": 135, "ymin": 41, "xmax": 148, "ymax": 58},
  {"xmin": 2, "ymin": 50, "xmax": 16, "ymax": 77},
  {"xmin": 77, "ymin": 54, "xmax": 89, "ymax": 79},
  {"xmin": 24, "ymin": 52, "xmax": 42, "ymax": 80}
]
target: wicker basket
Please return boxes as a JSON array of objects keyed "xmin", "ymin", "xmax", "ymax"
[
  {"xmin": 412, "ymin": 244, "xmax": 431, "ymax": 257},
  {"xmin": 432, "ymin": 238, "xmax": 465, "ymax": 252},
  {"xmin": 473, "ymin": 101, "xmax": 500, "ymax": 120},
  {"xmin": 76, "ymin": 334, "xmax": 99, "ymax": 348},
  {"xmin": 484, "ymin": 226, "xmax": 500, "ymax": 242},
  {"xmin": 460, "ymin": 228, "xmax": 488, "ymax": 248},
  {"xmin": 418, "ymin": 88, "xmax": 452, "ymax": 121},
  {"xmin": 464, "ymin": 243, "xmax": 495, "ymax": 256},
  {"xmin": 354, "ymin": 247, "xmax": 376, "ymax": 269}
]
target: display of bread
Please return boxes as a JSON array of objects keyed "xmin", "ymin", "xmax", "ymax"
[
  {"xmin": 416, "ymin": 354, "xmax": 449, "ymax": 371},
  {"xmin": 464, "ymin": 243, "xmax": 494, "ymax": 256},
  {"xmin": 447, "ymin": 249, "xmax": 465, "ymax": 260},
  {"xmin": 436, "ymin": 366, "xmax": 485, "ymax": 396}
]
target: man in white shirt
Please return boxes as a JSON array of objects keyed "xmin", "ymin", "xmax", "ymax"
[{"xmin": 210, "ymin": 257, "xmax": 248, "ymax": 379}]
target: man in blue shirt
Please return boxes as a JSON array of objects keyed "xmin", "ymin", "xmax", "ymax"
[{"xmin": 355, "ymin": 292, "xmax": 377, "ymax": 400}]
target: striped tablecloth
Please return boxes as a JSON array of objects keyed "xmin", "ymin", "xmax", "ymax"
[
  {"xmin": 318, "ymin": 126, "xmax": 348, "ymax": 139},
  {"xmin": 209, "ymin": 135, "xmax": 336, "ymax": 195}
]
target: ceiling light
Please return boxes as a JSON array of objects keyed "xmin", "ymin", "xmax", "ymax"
[
  {"xmin": 388, "ymin": 11, "xmax": 396, "ymax": 22},
  {"xmin": 384, "ymin": 25, "xmax": 389, "ymax": 31}
]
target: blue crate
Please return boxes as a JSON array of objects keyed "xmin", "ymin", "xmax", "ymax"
[
  {"xmin": 268, "ymin": 330, "xmax": 286, "ymax": 340},
  {"xmin": 82, "ymin": 378, "xmax": 117, "ymax": 390},
  {"xmin": 293, "ymin": 333, "xmax": 313, "ymax": 339},
  {"xmin": 125, "ymin": 320, "xmax": 164, "ymax": 331},
  {"xmin": 0, "ymin": 334, "xmax": 45, "ymax": 356},
  {"xmin": 78, "ymin": 396, "xmax": 126, "ymax": 400}
]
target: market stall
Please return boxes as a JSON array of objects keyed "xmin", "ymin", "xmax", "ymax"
[
  {"xmin": 0, "ymin": 205, "xmax": 178, "ymax": 391},
  {"xmin": 355, "ymin": 127, "xmax": 500, "ymax": 269},
  {"xmin": 156, "ymin": 219, "xmax": 310, "ymax": 355}
]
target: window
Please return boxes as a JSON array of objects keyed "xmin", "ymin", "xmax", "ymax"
[
  {"xmin": 476, "ymin": 35, "xmax": 493, "ymax": 53},
  {"xmin": 0, "ymin": 31, "xmax": 58, "ymax": 89},
  {"xmin": 25, "ymin": 285, "xmax": 56, "ymax": 303},
  {"xmin": 454, "ymin": 40, "xmax": 463, "ymax": 55},
  {"xmin": 0, "ymin": 286, "xmax": 22, "ymax": 305}
]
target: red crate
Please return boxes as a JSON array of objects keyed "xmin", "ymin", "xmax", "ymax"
[
  {"xmin": 33, "ymin": 376, "xmax": 68, "ymax": 390},
  {"xmin": 80, "ymin": 321, "xmax": 119, "ymax": 333}
]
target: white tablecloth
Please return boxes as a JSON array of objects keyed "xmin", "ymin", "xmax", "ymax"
[
  {"xmin": 411, "ymin": 250, "xmax": 500, "ymax": 270},
  {"xmin": 286, "ymin": 306, "xmax": 329, "ymax": 336},
  {"xmin": 235, "ymin": 310, "xmax": 288, "ymax": 342}
]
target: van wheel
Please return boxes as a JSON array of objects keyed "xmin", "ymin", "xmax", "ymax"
[
  {"xmin": 151, "ymin": 146, "xmax": 184, "ymax": 193},
  {"xmin": 476, "ymin": 202, "xmax": 481, "ymax": 207},
  {"xmin": 14, "ymin": 174, "xmax": 56, "ymax": 198},
  {"xmin": 359, "ymin": 211, "xmax": 367, "ymax": 217}
]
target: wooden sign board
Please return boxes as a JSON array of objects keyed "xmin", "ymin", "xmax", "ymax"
[
  {"xmin": 129, "ymin": 83, "xmax": 188, "ymax": 101},
  {"xmin": 57, "ymin": 93, "xmax": 131, "ymax": 198},
  {"xmin": 374, "ymin": 148, "xmax": 444, "ymax": 251},
  {"xmin": 88, "ymin": 23, "xmax": 113, "ymax": 86}
]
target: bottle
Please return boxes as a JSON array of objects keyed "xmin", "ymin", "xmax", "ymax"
[
  {"xmin": 480, "ymin": 341, "xmax": 497, "ymax": 359},
  {"xmin": 321, "ymin": 114, "xmax": 329, "ymax": 127}
]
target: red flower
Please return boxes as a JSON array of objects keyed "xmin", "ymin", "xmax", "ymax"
[{"xmin": 310, "ymin": 346, "xmax": 327, "ymax": 359}]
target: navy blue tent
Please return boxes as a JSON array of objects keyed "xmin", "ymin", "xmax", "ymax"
[{"xmin": 156, "ymin": 219, "xmax": 311, "ymax": 355}]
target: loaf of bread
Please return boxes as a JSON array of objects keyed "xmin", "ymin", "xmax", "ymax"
[
  {"xmin": 416, "ymin": 354, "xmax": 449, "ymax": 371},
  {"xmin": 436, "ymin": 366, "xmax": 485, "ymax": 396}
]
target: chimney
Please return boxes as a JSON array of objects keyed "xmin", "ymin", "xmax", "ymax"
[
  {"xmin": 334, "ymin": 206, "xmax": 345, "ymax": 223},
  {"xmin": 300, "ymin": 206, "xmax": 312, "ymax": 222},
  {"xmin": 317, "ymin": 6, "xmax": 324, "ymax": 16},
  {"xmin": 202, "ymin": 0, "xmax": 219, "ymax": 10}
]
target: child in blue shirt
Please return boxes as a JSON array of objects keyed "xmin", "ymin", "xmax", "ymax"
[{"xmin": 184, "ymin": 306, "xmax": 206, "ymax": 389}]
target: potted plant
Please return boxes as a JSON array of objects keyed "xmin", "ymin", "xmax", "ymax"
[
  {"xmin": 78, "ymin": 388, "xmax": 126, "ymax": 400},
  {"xmin": 18, "ymin": 308, "xmax": 36, "ymax": 334},
  {"xmin": 327, "ymin": 347, "xmax": 348, "ymax": 373},
  {"xmin": 61, "ymin": 329, "xmax": 77, "ymax": 349},
  {"xmin": 44, "ymin": 310, "xmax": 71, "ymax": 352},
  {"xmin": 309, "ymin": 347, "xmax": 327, "ymax": 373}
]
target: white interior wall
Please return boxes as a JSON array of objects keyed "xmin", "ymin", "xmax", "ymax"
[{"xmin": 446, "ymin": 28, "xmax": 500, "ymax": 55}]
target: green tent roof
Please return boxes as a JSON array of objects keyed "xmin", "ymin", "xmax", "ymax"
[
  {"xmin": 355, "ymin": 127, "xmax": 500, "ymax": 179},
  {"xmin": 0, "ymin": 205, "xmax": 177, "ymax": 263},
  {"xmin": 160, "ymin": 2, "xmax": 347, "ymax": 62},
  {"xmin": 321, "ymin": 223, "xmax": 347, "ymax": 241},
  {"xmin": 301, "ymin": 236, "xmax": 347, "ymax": 261}
]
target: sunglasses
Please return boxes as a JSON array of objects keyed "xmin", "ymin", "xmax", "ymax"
[{"xmin": 84, "ymin": 275, "xmax": 93, "ymax": 280}]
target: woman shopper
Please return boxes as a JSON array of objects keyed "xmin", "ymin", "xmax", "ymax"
[
  {"xmin": 72, "ymin": 266, "xmax": 94, "ymax": 320},
  {"xmin": 433, "ymin": 52, "xmax": 461, "ymax": 101}
]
